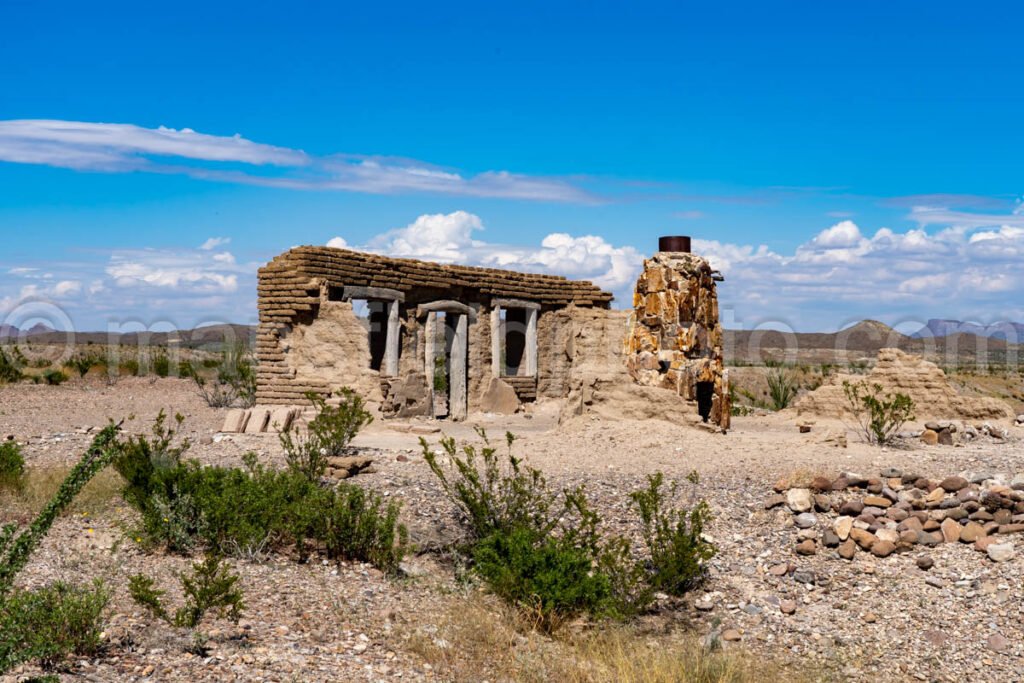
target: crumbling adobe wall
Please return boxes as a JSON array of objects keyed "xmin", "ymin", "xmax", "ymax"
[
  {"xmin": 280, "ymin": 300, "xmax": 383, "ymax": 404},
  {"xmin": 256, "ymin": 246, "xmax": 612, "ymax": 406},
  {"xmin": 794, "ymin": 348, "xmax": 1015, "ymax": 421}
]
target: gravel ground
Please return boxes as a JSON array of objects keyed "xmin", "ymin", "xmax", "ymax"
[{"xmin": 3, "ymin": 377, "xmax": 1024, "ymax": 681}]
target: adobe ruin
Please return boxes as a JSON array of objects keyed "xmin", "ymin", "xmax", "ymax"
[{"xmin": 253, "ymin": 236, "xmax": 729, "ymax": 429}]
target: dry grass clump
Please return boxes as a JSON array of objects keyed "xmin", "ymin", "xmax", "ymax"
[
  {"xmin": 0, "ymin": 466, "xmax": 124, "ymax": 519},
  {"xmin": 406, "ymin": 594, "xmax": 820, "ymax": 683}
]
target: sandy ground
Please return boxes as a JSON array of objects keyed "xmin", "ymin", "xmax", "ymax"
[{"xmin": 3, "ymin": 377, "xmax": 1024, "ymax": 681}]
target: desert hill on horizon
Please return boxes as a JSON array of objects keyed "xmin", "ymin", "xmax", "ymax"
[{"xmin": 3, "ymin": 318, "xmax": 1022, "ymax": 367}]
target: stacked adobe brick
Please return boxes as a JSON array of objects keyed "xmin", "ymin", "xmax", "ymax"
[{"xmin": 256, "ymin": 246, "xmax": 613, "ymax": 405}]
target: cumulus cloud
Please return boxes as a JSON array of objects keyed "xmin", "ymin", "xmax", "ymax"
[
  {"xmin": 340, "ymin": 211, "xmax": 643, "ymax": 300},
  {"xmin": 0, "ymin": 119, "xmax": 594, "ymax": 203},
  {"xmin": 200, "ymin": 236, "xmax": 231, "ymax": 250},
  {"xmin": 694, "ymin": 217, "xmax": 1024, "ymax": 328}
]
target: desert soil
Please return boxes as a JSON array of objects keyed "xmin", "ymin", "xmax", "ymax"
[{"xmin": 3, "ymin": 377, "xmax": 1024, "ymax": 681}]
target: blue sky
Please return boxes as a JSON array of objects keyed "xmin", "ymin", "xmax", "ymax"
[{"xmin": 2, "ymin": 1, "xmax": 1024, "ymax": 332}]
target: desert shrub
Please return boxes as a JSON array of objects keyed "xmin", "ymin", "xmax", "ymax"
[
  {"xmin": 119, "ymin": 358, "xmax": 140, "ymax": 376},
  {"xmin": 473, "ymin": 526, "xmax": 614, "ymax": 633},
  {"xmin": 766, "ymin": 368, "xmax": 798, "ymax": 410},
  {"xmin": 41, "ymin": 369, "xmax": 66, "ymax": 386},
  {"xmin": 0, "ymin": 580, "xmax": 109, "ymax": 673},
  {"xmin": 112, "ymin": 411, "xmax": 190, "ymax": 513},
  {"xmin": 630, "ymin": 472, "xmax": 716, "ymax": 596},
  {"xmin": 423, "ymin": 432, "xmax": 715, "ymax": 630},
  {"xmin": 843, "ymin": 380, "xmax": 915, "ymax": 446},
  {"xmin": 280, "ymin": 389, "xmax": 374, "ymax": 481},
  {"xmin": 65, "ymin": 353, "xmax": 101, "ymax": 378},
  {"xmin": 129, "ymin": 554, "xmax": 244, "ymax": 629},
  {"xmin": 152, "ymin": 353, "xmax": 171, "ymax": 378},
  {"xmin": 422, "ymin": 430, "xmax": 559, "ymax": 543},
  {"xmin": 0, "ymin": 426, "xmax": 121, "ymax": 675},
  {"xmin": 0, "ymin": 348, "xmax": 23, "ymax": 384},
  {"xmin": 0, "ymin": 441, "xmax": 25, "ymax": 491},
  {"xmin": 115, "ymin": 418, "xmax": 406, "ymax": 571},
  {"xmin": 187, "ymin": 343, "xmax": 256, "ymax": 408}
]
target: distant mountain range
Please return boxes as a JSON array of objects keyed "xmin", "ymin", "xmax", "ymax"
[
  {"xmin": 912, "ymin": 319, "xmax": 1024, "ymax": 342},
  {"xmin": 0, "ymin": 323, "xmax": 56, "ymax": 338},
  {"xmin": 0, "ymin": 323, "xmax": 256, "ymax": 348}
]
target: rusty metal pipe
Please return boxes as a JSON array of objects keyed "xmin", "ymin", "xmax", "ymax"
[{"xmin": 658, "ymin": 235, "xmax": 691, "ymax": 253}]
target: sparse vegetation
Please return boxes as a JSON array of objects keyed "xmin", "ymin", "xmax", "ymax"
[
  {"xmin": 279, "ymin": 389, "xmax": 373, "ymax": 481},
  {"xmin": 0, "ymin": 425, "xmax": 121, "ymax": 675},
  {"xmin": 113, "ymin": 414, "xmax": 406, "ymax": 571},
  {"xmin": 0, "ymin": 441, "xmax": 25, "ymax": 491},
  {"xmin": 40, "ymin": 369, "xmax": 67, "ymax": 385},
  {"xmin": 0, "ymin": 348, "xmax": 23, "ymax": 384},
  {"xmin": 65, "ymin": 353, "xmax": 102, "ymax": 378},
  {"xmin": 129, "ymin": 554, "xmax": 244, "ymax": 629},
  {"xmin": 842, "ymin": 380, "xmax": 915, "ymax": 446},
  {"xmin": 422, "ymin": 431, "xmax": 715, "ymax": 631},
  {"xmin": 0, "ymin": 580, "xmax": 110, "ymax": 674},
  {"xmin": 186, "ymin": 342, "xmax": 256, "ymax": 408},
  {"xmin": 766, "ymin": 368, "xmax": 799, "ymax": 410}
]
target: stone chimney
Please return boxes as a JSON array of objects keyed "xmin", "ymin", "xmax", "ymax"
[{"xmin": 623, "ymin": 237, "xmax": 730, "ymax": 429}]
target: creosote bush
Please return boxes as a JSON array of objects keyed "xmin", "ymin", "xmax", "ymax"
[
  {"xmin": 129, "ymin": 554, "xmax": 244, "ymax": 629},
  {"xmin": 0, "ymin": 348, "xmax": 23, "ymax": 384},
  {"xmin": 113, "ymin": 415, "xmax": 406, "ymax": 572},
  {"xmin": 186, "ymin": 343, "xmax": 257, "ymax": 408},
  {"xmin": 0, "ymin": 441, "xmax": 25, "ymax": 491},
  {"xmin": 1, "ymin": 580, "xmax": 110, "ymax": 673},
  {"xmin": 422, "ymin": 431, "xmax": 716, "ymax": 632},
  {"xmin": 842, "ymin": 380, "xmax": 915, "ymax": 446},
  {"xmin": 65, "ymin": 353, "xmax": 102, "ymax": 378},
  {"xmin": 280, "ymin": 389, "xmax": 373, "ymax": 481}
]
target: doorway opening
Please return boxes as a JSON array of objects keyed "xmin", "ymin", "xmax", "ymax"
[{"xmin": 696, "ymin": 381, "xmax": 714, "ymax": 423}]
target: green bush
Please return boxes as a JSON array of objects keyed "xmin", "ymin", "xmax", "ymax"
[
  {"xmin": 0, "ymin": 348, "xmax": 23, "ymax": 384},
  {"xmin": 280, "ymin": 389, "xmax": 374, "ymax": 481},
  {"xmin": 473, "ymin": 527, "xmax": 614, "ymax": 633},
  {"xmin": 766, "ymin": 368, "xmax": 798, "ymax": 411},
  {"xmin": 0, "ymin": 441, "xmax": 25, "ymax": 491},
  {"xmin": 41, "ymin": 369, "xmax": 66, "ymax": 386},
  {"xmin": 130, "ymin": 555, "xmax": 244, "ymax": 629},
  {"xmin": 187, "ymin": 343, "xmax": 256, "ymax": 408},
  {"xmin": 0, "ymin": 426, "xmax": 121, "ymax": 675},
  {"xmin": 842, "ymin": 380, "xmax": 915, "ymax": 446},
  {"xmin": 65, "ymin": 353, "xmax": 101, "ymax": 378},
  {"xmin": 423, "ymin": 433, "xmax": 716, "ymax": 630},
  {"xmin": 422, "ymin": 430, "xmax": 558, "ymax": 543},
  {"xmin": 630, "ymin": 472, "xmax": 716, "ymax": 596},
  {"xmin": 0, "ymin": 580, "xmax": 109, "ymax": 673},
  {"xmin": 119, "ymin": 359, "xmax": 140, "ymax": 376},
  {"xmin": 114, "ymin": 418, "xmax": 407, "ymax": 572},
  {"xmin": 152, "ymin": 354, "xmax": 171, "ymax": 378}
]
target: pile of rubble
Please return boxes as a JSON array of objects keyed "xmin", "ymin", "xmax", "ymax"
[
  {"xmin": 914, "ymin": 420, "xmax": 1011, "ymax": 446},
  {"xmin": 768, "ymin": 469, "xmax": 1024, "ymax": 564}
]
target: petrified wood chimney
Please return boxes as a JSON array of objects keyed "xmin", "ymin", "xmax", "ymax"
[{"xmin": 624, "ymin": 236, "xmax": 730, "ymax": 429}]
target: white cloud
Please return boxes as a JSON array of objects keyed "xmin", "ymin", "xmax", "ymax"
[
  {"xmin": 0, "ymin": 119, "xmax": 594, "ymax": 203},
  {"xmin": 105, "ymin": 248, "xmax": 245, "ymax": 293},
  {"xmin": 326, "ymin": 236, "xmax": 349, "ymax": 249},
  {"xmin": 696, "ymin": 217, "xmax": 1024, "ymax": 328},
  {"xmin": 337, "ymin": 211, "xmax": 642, "ymax": 300},
  {"xmin": 53, "ymin": 280, "xmax": 82, "ymax": 297},
  {"xmin": 200, "ymin": 236, "xmax": 231, "ymax": 250}
]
